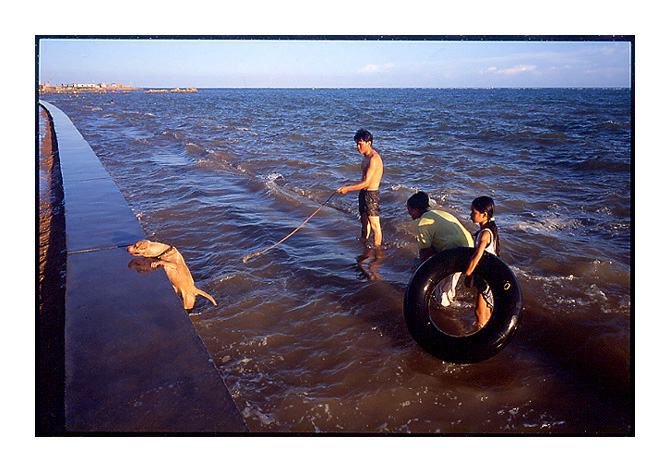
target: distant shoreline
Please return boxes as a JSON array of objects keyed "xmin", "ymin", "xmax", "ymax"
[
  {"xmin": 143, "ymin": 88, "xmax": 198, "ymax": 93},
  {"xmin": 39, "ymin": 84, "xmax": 199, "ymax": 95}
]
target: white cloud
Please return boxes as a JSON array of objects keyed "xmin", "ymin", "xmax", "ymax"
[
  {"xmin": 358, "ymin": 63, "xmax": 395, "ymax": 74},
  {"xmin": 481, "ymin": 64, "xmax": 537, "ymax": 76}
]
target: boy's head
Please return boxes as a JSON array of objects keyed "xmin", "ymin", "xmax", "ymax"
[
  {"xmin": 407, "ymin": 191, "xmax": 430, "ymax": 211},
  {"xmin": 354, "ymin": 129, "xmax": 373, "ymax": 145},
  {"xmin": 407, "ymin": 191, "xmax": 430, "ymax": 219}
]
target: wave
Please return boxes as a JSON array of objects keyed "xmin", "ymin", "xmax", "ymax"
[
  {"xmin": 573, "ymin": 158, "xmax": 631, "ymax": 173},
  {"xmin": 264, "ymin": 172, "xmax": 284, "ymax": 183},
  {"xmin": 288, "ymin": 132, "xmax": 311, "ymax": 142},
  {"xmin": 159, "ymin": 130, "xmax": 183, "ymax": 141},
  {"xmin": 597, "ymin": 120, "xmax": 629, "ymax": 131}
]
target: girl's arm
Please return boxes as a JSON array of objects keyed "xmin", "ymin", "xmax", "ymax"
[{"xmin": 464, "ymin": 230, "xmax": 491, "ymax": 276}]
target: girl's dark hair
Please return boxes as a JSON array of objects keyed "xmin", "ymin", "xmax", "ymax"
[{"xmin": 472, "ymin": 196, "xmax": 500, "ymax": 256}]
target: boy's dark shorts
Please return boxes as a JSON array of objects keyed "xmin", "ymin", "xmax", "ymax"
[{"xmin": 358, "ymin": 189, "xmax": 380, "ymax": 217}]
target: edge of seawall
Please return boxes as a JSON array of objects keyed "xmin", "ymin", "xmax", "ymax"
[{"xmin": 38, "ymin": 100, "xmax": 248, "ymax": 434}]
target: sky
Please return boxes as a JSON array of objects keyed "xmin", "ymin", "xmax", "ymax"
[{"xmin": 38, "ymin": 37, "xmax": 632, "ymax": 89}]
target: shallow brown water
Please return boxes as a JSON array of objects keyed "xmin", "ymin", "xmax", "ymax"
[{"xmin": 41, "ymin": 89, "xmax": 631, "ymax": 434}]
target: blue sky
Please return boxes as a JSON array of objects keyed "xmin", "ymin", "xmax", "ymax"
[{"xmin": 38, "ymin": 37, "xmax": 631, "ymax": 88}]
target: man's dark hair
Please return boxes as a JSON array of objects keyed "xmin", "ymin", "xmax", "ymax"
[
  {"xmin": 407, "ymin": 191, "xmax": 430, "ymax": 211},
  {"xmin": 354, "ymin": 129, "xmax": 373, "ymax": 144}
]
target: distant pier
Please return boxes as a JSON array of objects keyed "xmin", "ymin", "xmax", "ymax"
[{"xmin": 143, "ymin": 88, "xmax": 199, "ymax": 93}]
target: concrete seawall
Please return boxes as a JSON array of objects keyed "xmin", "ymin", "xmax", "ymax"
[{"xmin": 39, "ymin": 101, "xmax": 248, "ymax": 433}]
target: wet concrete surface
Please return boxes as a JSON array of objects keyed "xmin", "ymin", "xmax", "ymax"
[{"xmin": 39, "ymin": 101, "xmax": 248, "ymax": 433}]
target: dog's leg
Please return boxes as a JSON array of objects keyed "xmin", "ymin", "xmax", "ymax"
[{"xmin": 183, "ymin": 292, "xmax": 196, "ymax": 311}]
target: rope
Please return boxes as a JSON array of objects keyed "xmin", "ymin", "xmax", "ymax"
[
  {"xmin": 242, "ymin": 189, "xmax": 339, "ymax": 263},
  {"xmin": 67, "ymin": 244, "xmax": 131, "ymax": 255}
]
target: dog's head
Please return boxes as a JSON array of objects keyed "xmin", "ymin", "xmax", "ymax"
[
  {"xmin": 126, "ymin": 239, "xmax": 164, "ymax": 257},
  {"xmin": 126, "ymin": 240, "xmax": 152, "ymax": 256},
  {"xmin": 127, "ymin": 240, "xmax": 175, "ymax": 258}
]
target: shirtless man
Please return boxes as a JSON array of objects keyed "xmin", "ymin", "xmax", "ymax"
[{"xmin": 337, "ymin": 129, "xmax": 384, "ymax": 247}]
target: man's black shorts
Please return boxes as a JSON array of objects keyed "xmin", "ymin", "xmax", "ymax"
[{"xmin": 358, "ymin": 189, "xmax": 380, "ymax": 217}]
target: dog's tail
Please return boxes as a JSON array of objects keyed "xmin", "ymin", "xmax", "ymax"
[{"xmin": 197, "ymin": 289, "xmax": 217, "ymax": 306}]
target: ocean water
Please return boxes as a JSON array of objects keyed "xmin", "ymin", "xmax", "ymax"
[{"xmin": 42, "ymin": 88, "xmax": 631, "ymax": 434}]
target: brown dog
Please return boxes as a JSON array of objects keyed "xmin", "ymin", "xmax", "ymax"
[{"xmin": 127, "ymin": 240, "xmax": 217, "ymax": 311}]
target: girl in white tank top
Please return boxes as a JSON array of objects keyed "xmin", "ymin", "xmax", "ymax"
[
  {"xmin": 475, "ymin": 227, "xmax": 497, "ymax": 256},
  {"xmin": 465, "ymin": 197, "xmax": 500, "ymax": 329}
]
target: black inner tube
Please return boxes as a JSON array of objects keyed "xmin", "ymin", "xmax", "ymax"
[{"xmin": 403, "ymin": 246, "xmax": 522, "ymax": 364}]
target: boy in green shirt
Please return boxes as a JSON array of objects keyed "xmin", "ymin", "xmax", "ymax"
[{"xmin": 407, "ymin": 191, "xmax": 473, "ymax": 306}]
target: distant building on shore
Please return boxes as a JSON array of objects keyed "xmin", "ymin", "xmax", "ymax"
[
  {"xmin": 39, "ymin": 82, "xmax": 143, "ymax": 94},
  {"xmin": 39, "ymin": 82, "xmax": 198, "ymax": 94}
]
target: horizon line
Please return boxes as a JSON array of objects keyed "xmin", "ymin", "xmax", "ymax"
[{"xmin": 38, "ymin": 85, "xmax": 632, "ymax": 90}]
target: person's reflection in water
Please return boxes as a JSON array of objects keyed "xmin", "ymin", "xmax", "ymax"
[{"xmin": 355, "ymin": 246, "xmax": 386, "ymax": 281}]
